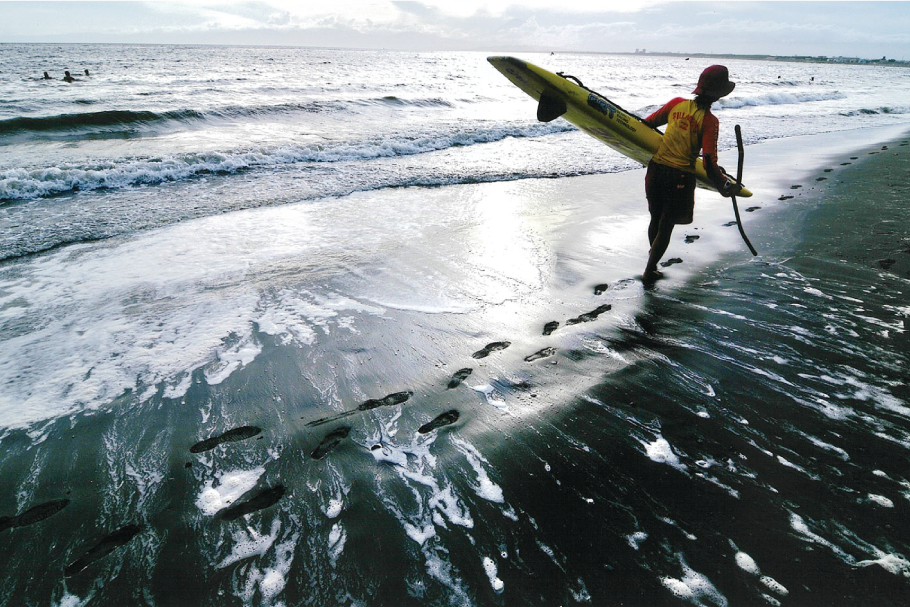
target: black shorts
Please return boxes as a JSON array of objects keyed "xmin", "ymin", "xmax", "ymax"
[{"xmin": 645, "ymin": 160, "xmax": 696, "ymax": 225}]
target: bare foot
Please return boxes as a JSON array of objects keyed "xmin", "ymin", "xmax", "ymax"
[{"xmin": 642, "ymin": 269, "xmax": 663, "ymax": 282}]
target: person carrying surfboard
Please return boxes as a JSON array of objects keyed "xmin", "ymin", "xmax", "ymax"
[{"xmin": 641, "ymin": 65, "xmax": 741, "ymax": 281}]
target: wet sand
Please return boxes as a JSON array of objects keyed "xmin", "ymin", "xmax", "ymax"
[
  {"xmin": 798, "ymin": 141, "xmax": 910, "ymax": 280},
  {"xmin": 2, "ymin": 127, "xmax": 910, "ymax": 606}
]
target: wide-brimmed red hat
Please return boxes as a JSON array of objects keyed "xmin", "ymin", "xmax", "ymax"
[{"xmin": 693, "ymin": 65, "xmax": 735, "ymax": 98}]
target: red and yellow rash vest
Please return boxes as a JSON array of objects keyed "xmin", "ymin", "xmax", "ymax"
[{"xmin": 645, "ymin": 97, "xmax": 726, "ymax": 189}]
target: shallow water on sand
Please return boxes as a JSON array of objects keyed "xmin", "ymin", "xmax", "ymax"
[{"xmin": 2, "ymin": 133, "xmax": 910, "ymax": 606}]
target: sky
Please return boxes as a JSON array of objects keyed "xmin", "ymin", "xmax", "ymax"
[{"xmin": 2, "ymin": 1, "xmax": 910, "ymax": 59}]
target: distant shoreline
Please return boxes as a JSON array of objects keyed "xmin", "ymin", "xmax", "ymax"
[
  {"xmin": 1, "ymin": 41, "xmax": 908, "ymax": 66},
  {"xmin": 615, "ymin": 50, "xmax": 910, "ymax": 68}
]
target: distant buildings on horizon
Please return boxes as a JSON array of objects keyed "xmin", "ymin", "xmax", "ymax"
[{"xmin": 628, "ymin": 49, "xmax": 906, "ymax": 66}]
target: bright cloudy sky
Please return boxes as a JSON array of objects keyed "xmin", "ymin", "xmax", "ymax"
[{"xmin": 2, "ymin": 1, "xmax": 910, "ymax": 59}]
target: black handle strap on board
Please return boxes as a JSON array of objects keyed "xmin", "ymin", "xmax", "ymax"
[
  {"xmin": 555, "ymin": 71, "xmax": 647, "ymax": 123},
  {"xmin": 556, "ymin": 72, "xmax": 585, "ymax": 88},
  {"xmin": 731, "ymin": 124, "xmax": 758, "ymax": 256}
]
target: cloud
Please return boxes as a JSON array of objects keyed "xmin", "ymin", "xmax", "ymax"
[
  {"xmin": 1, "ymin": 1, "xmax": 909, "ymax": 58},
  {"xmin": 393, "ymin": 0, "xmax": 664, "ymax": 18}
]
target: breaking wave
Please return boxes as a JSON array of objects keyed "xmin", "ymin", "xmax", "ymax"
[
  {"xmin": 0, "ymin": 96, "xmax": 459, "ymax": 140},
  {"xmin": 0, "ymin": 121, "xmax": 575, "ymax": 202},
  {"xmin": 717, "ymin": 90, "xmax": 847, "ymax": 109}
]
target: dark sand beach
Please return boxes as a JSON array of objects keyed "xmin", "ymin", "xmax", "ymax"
[
  {"xmin": 1, "ymin": 127, "xmax": 909, "ymax": 606},
  {"xmin": 801, "ymin": 143, "xmax": 910, "ymax": 280}
]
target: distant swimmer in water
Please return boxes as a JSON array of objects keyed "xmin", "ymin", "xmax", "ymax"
[
  {"xmin": 84, "ymin": 69, "xmax": 90, "ymax": 76},
  {"xmin": 63, "ymin": 71, "xmax": 78, "ymax": 82},
  {"xmin": 43, "ymin": 71, "xmax": 52, "ymax": 79}
]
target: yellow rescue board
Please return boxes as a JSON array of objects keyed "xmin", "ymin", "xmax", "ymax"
[{"xmin": 487, "ymin": 56, "xmax": 752, "ymax": 198}]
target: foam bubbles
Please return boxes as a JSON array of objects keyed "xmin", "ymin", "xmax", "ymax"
[
  {"xmin": 804, "ymin": 287, "xmax": 832, "ymax": 299},
  {"xmin": 324, "ymin": 498, "xmax": 344, "ymax": 519},
  {"xmin": 482, "ymin": 557, "xmax": 505, "ymax": 593},
  {"xmin": 453, "ymin": 437, "xmax": 505, "ymax": 504},
  {"xmin": 195, "ymin": 466, "xmax": 265, "ymax": 516},
  {"xmin": 641, "ymin": 435, "xmax": 688, "ymax": 472},
  {"xmin": 855, "ymin": 554, "xmax": 910, "ymax": 577},
  {"xmin": 735, "ymin": 551, "xmax": 760, "ymax": 575},
  {"xmin": 328, "ymin": 522, "xmax": 347, "ymax": 568},
  {"xmin": 471, "ymin": 383, "xmax": 508, "ymax": 410},
  {"xmin": 660, "ymin": 556, "xmax": 729, "ymax": 606},
  {"xmin": 776, "ymin": 455, "xmax": 819, "ymax": 479},
  {"xmin": 868, "ymin": 494, "xmax": 894, "ymax": 508},
  {"xmin": 803, "ymin": 434, "xmax": 850, "ymax": 461},
  {"xmin": 203, "ymin": 334, "xmax": 262, "ymax": 385},
  {"xmin": 52, "ymin": 593, "xmax": 88, "ymax": 607},
  {"xmin": 661, "ymin": 577, "xmax": 695, "ymax": 600},
  {"xmin": 257, "ymin": 532, "xmax": 298, "ymax": 604},
  {"xmin": 403, "ymin": 522, "xmax": 436, "ymax": 546},
  {"xmin": 760, "ymin": 575, "xmax": 789, "ymax": 596},
  {"xmin": 429, "ymin": 485, "xmax": 474, "ymax": 529},
  {"xmin": 627, "ymin": 531, "xmax": 648, "ymax": 550},
  {"xmin": 789, "ymin": 512, "xmax": 853, "ymax": 563},
  {"xmin": 217, "ymin": 518, "xmax": 281, "ymax": 568}
]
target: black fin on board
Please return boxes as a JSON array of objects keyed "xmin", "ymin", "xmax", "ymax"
[{"xmin": 537, "ymin": 90, "xmax": 567, "ymax": 122}]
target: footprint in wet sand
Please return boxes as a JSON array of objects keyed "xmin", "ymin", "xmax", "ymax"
[
  {"xmin": 306, "ymin": 391, "xmax": 413, "ymax": 427},
  {"xmin": 745, "ymin": 206, "xmax": 761, "ymax": 212},
  {"xmin": 360, "ymin": 391, "xmax": 413, "ymax": 411},
  {"xmin": 190, "ymin": 426, "xmax": 262, "ymax": 453},
  {"xmin": 723, "ymin": 221, "xmax": 738, "ymax": 227},
  {"xmin": 447, "ymin": 368, "xmax": 473, "ymax": 389},
  {"xmin": 1, "ymin": 499, "xmax": 70, "ymax": 532},
  {"xmin": 64, "ymin": 524, "xmax": 142, "ymax": 577},
  {"xmin": 472, "ymin": 341, "xmax": 511, "ymax": 359},
  {"xmin": 566, "ymin": 304, "xmax": 612, "ymax": 325},
  {"xmin": 418, "ymin": 410, "xmax": 460, "ymax": 434},
  {"xmin": 660, "ymin": 258, "xmax": 683, "ymax": 268},
  {"xmin": 543, "ymin": 321, "xmax": 559, "ymax": 336},
  {"xmin": 684, "ymin": 235, "xmax": 699, "ymax": 243},
  {"xmin": 525, "ymin": 347, "xmax": 557, "ymax": 362},
  {"xmin": 778, "ymin": 195, "xmax": 794, "ymax": 201},
  {"xmin": 311, "ymin": 426, "xmax": 352, "ymax": 460},
  {"xmin": 216, "ymin": 486, "xmax": 286, "ymax": 521},
  {"xmin": 594, "ymin": 284, "xmax": 609, "ymax": 295}
]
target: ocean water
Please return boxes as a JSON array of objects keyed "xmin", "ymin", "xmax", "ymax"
[
  {"xmin": 3, "ymin": 44, "xmax": 910, "ymax": 260},
  {"xmin": 1, "ymin": 44, "xmax": 909, "ymax": 606}
]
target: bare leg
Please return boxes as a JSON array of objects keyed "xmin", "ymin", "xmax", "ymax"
[
  {"xmin": 643, "ymin": 216, "xmax": 675, "ymax": 280},
  {"xmin": 648, "ymin": 214, "xmax": 660, "ymax": 246}
]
